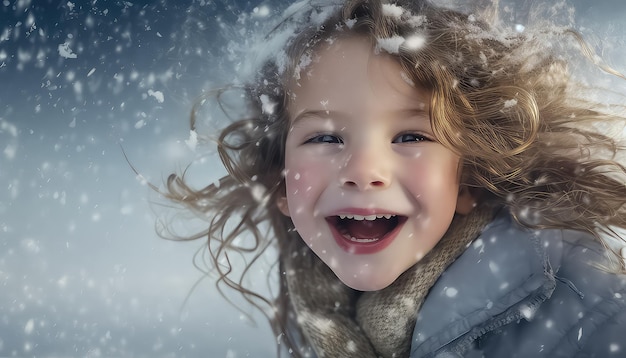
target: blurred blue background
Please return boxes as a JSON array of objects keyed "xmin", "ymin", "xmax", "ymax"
[{"xmin": 0, "ymin": 0, "xmax": 624, "ymax": 357}]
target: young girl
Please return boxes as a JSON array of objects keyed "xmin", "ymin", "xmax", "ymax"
[{"xmin": 164, "ymin": 0, "xmax": 626, "ymax": 356}]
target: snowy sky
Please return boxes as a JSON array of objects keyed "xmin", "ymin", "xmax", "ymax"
[{"xmin": 0, "ymin": 0, "xmax": 625, "ymax": 357}]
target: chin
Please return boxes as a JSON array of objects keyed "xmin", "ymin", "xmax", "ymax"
[{"xmin": 336, "ymin": 271, "xmax": 400, "ymax": 292}]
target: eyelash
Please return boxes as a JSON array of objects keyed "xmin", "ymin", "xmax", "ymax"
[
  {"xmin": 304, "ymin": 134, "xmax": 343, "ymax": 144},
  {"xmin": 392, "ymin": 132, "xmax": 431, "ymax": 143},
  {"xmin": 303, "ymin": 132, "xmax": 431, "ymax": 144}
]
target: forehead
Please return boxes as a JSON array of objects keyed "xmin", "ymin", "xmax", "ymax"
[
  {"xmin": 293, "ymin": 35, "xmax": 374, "ymax": 81},
  {"xmin": 286, "ymin": 35, "xmax": 430, "ymax": 115}
]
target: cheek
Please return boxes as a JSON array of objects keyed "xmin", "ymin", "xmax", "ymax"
[
  {"xmin": 403, "ymin": 151, "xmax": 460, "ymax": 198},
  {"xmin": 283, "ymin": 161, "xmax": 329, "ymax": 242},
  {"xmin": 283, "ymin": 159, "xmax": 327, "ymax": 210}
]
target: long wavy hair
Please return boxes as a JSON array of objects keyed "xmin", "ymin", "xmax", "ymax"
[{"xmin": 162, "ymin": 0, "xmax": 626, "ymax": 356}]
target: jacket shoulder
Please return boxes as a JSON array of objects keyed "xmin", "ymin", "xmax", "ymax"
[
  {"xmin": 458, "ymin": 222, "xmax": 626, "ymax": 358},
  {"xmin": 492, "ymin": 229, "xmax": 626, "ymax": 357},
  {"xmin": 549, "ymin": 231, "xmax": 626, "ymax": 357}
]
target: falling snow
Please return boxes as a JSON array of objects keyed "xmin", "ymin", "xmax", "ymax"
[
  {"xmin": 376, "ymin": 35, "xmax": 406, "ymax": 54},
  {"xmin": 260, "ymin": 94, "xmax": 276, "ymax": 115},
  {"xmin": 250, "ymin": 183, "xmax": 268, "ymax": 205},
  {"xmin": 1, "ymin": 0, "xmax": 625, "ymax": 357},
  {"xmin": 0, "ymin": 0, "xmax": 280, "ymax": 356},
  {"xmin": 404, "ymin": 35, "xmax": 426, "ymax": 50},
  {"xmin": 444, "ymin": 287, "xmax": 458, "ymax": 298},
  {"xmin": 382, "ymin": 4, "xmax": 404, "ymax": 18},
  {"xmin": 24, "ymin": 319, "xmax": 34, "ymax": 335},
  {"xmin": 57, "ymin": 42, "xmax": 78, "ymax": 59},
  {"xmin": 184, "ymin": 129, "xmax": 198, "ymax": 151},
  {"xmin": 519, "ymin": 305, "xmax": 534, "ymax": 320},
  {"xmin": 503, "ymin": 98, "xmax": 518, "ymax": 108},
  {"xmin": 488, "ymin": 261, "xmax": 500, "ymax": 274},
  {"xmin": 147, "ymin": 89, "xmax": 165, "ymax": 103}
]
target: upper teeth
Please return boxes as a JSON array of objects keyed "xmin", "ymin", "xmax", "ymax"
[{"xmin": 338, "ymin": 214, "xmax": 395, "ymax": 220}]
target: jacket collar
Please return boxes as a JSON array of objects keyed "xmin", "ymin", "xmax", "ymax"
[{"xmin": 410, "ymin": 210, "xmax": 563, "ymax": 357}]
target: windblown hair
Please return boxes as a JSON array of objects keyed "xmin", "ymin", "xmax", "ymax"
[{"xmin": 163, "ymin": 0, "xmax": 626, "ymax": 356}]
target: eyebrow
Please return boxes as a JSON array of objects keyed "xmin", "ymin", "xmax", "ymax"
[
  {"xmin": 291, "ymin": 110, "xmax": 350, "ymax": 126},
  {"xmin": 291, "ymin": 108, "xmax": 429, "ymax": 126}
]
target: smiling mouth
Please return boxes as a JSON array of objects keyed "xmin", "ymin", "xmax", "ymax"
[{"xmin": 326, "ymin": 214, "xmax": 407, "ymax": 243}]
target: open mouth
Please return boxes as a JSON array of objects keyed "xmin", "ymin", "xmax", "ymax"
[{"xmin": 325, "ymin": 214, "xmax": 408, "ymax": 252}]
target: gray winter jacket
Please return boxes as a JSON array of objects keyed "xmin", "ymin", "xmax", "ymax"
[{"xmin": 410, "ymin": 211, "xmax": 626, "ymax": 358}]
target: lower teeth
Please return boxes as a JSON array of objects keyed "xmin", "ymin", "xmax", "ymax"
[{"xmin": 343, "ymin": 234, "xmax": 379, "ymax": 243}]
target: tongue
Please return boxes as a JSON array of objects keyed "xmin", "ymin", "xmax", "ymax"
[{"xmin": 345, "ymin": 220, "xmax": 391, "ymax": 239}]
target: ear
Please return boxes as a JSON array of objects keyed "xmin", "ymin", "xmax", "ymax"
[
  {"xmin": 455, "ymin": 185, "xmax": 477, "ymax": 215},
  {"xmin": 276, "ymin": 196, "xmax": 291, "ymax": 217}
]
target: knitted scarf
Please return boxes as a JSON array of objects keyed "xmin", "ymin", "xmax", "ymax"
[{"xmin": 284, "ymin": 205, "xmax": 495, "ymax": 358}]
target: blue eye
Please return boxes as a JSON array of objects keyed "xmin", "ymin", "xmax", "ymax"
[
  {"xmin": 392, "ymin": 133, "xmax": 430, "ymax": 143},
  {"xmin": 304, "ymin": 134, "xmax": 343, "ymax": 144}
]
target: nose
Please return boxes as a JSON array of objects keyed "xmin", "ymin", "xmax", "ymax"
[{"xmin": 338, "ymin": 145, "xmax": 391, "ymax": 191}]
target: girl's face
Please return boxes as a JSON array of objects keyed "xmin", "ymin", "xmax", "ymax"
[{"xmin": 278, "ymin": 36, "xmax": 475, "ymax": 291}]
